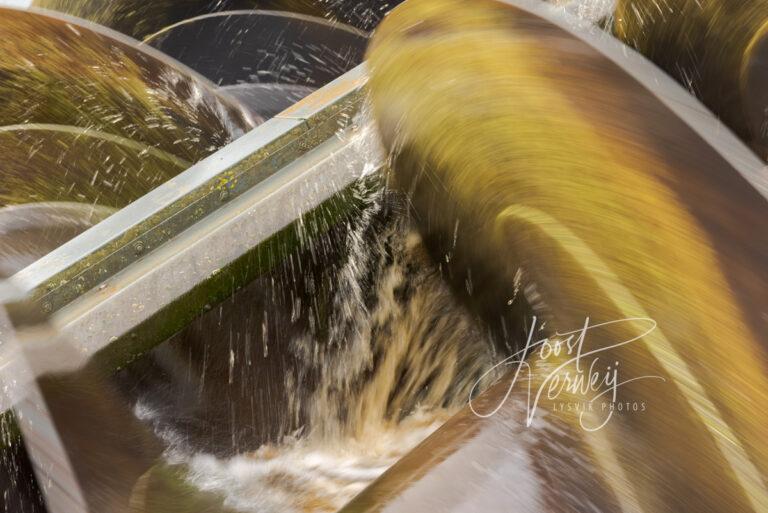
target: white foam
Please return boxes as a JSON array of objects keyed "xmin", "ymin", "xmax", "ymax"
[{"xmin": 180, "ymin": 411, "xmax": 451, "ymax": 513}]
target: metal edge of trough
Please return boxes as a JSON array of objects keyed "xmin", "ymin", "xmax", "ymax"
[
  {"xmin": 51, "ymin": 116, "xmax": 384, "ymax": 372},
  {"xmin": 4, "ymin": 63, "xmax": 371, "ymax": 323}
]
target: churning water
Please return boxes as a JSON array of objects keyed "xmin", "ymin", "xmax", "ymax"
[{"xmin": 125, "ymin": 177, "xmax": 504, "ymax": 512}]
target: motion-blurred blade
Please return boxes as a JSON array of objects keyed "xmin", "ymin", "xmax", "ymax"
[
  {"xmin": 363, "ymin": 0, "xmax": 768, "ymax": 511},
  {"xmin": 0, "ymin": 7, "xmax": 256, "ymax": 164},
  {"xmin": 0, "ymin": 124, "xmax": 188, "ymax": 208},
  {"xmin": 614, "ymin": 0, "xmax": 768, "ymax": 159}
]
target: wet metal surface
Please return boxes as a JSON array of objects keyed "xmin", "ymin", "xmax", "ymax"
[{"xmin": 6, "ymin": 65, "xmax": 369, "ymax": 323}]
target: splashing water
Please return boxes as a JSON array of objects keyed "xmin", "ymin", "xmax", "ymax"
[
  {"xmin": 130, "ymin": 177, "xmax": 504, "ymax": 512},
  {"xmin": 181, "ymin": 410, "xmax": 453, "ymax": 513}
]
